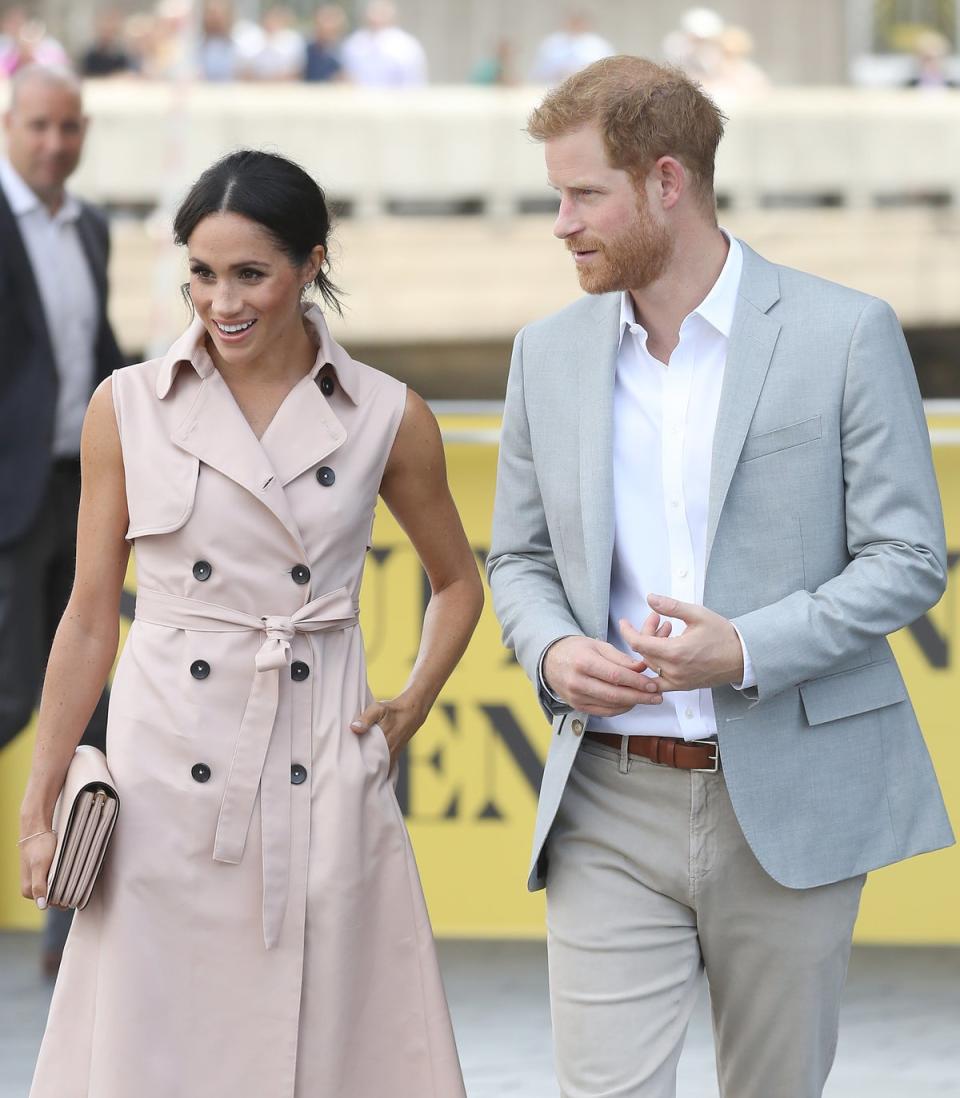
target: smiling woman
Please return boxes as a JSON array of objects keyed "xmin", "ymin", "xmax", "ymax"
[{"xmin": 20, "ymin": 149, "xmax": 482, "ymax": 1098}]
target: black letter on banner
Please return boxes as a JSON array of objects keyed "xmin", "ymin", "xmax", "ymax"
[
  {"xmin": 906, "ymin": 550, "xmax": 960, "ymax": 668},
  {"xmin": 397, "ymin": 702, "xmax": 462, "ymax": 821},
  {"xmin": 474, "ymin": 704, "xmax": 545, "ymax": 820}
]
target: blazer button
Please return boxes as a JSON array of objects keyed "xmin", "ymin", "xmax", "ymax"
[
  {"xmin": 191, "ymin": 763, "xmax": 211, "ymax": 783},
  {"xmin": 316, "ymin": 466, "xmax": 336, "ymax": 487},
  {"xmin": 319, "ymin": 375, "xmax": 335, "ymax": 396},
  {"xmin": 290, "ymin": 661, "xmax": 310, "ymax": 681},
  {"xmin": 290, "ymin": 764, "xmax": 308, "ymax": 785},
  {"xmin": 571, "ymin": 719, "xmax": 584, "ymax": 736},
  {"xmin": 291, "ymin": 564, "xmax": 311, "ymax": 585},
  {"xmin": 192, "ymin": 560, "xmax": 212, "ymax": 581},
  {"xmin": 190, "ymin": 659, "xmax": 211, "ymax": 680}
]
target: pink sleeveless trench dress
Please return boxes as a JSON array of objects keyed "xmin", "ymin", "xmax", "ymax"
[{"xmin": 29, "ymin": 305, "xmax": 466, "ymax": 1098}]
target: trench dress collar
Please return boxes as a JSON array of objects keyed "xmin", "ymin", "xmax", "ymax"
[{"xmin": 155, "ymin": 305, "xmax": 364, "ymax": 551}]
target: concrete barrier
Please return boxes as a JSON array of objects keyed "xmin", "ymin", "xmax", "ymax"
[{"xmin": 2, "ymin": 83, "xmax": 960, "ymax": 214}]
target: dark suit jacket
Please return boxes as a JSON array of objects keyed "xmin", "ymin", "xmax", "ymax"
[{"xmin": 0, "ymin": 185, "xmax": 125, "ymax": 546}]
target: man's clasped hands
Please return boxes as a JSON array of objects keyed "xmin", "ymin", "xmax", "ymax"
[{"xmin": 543, "ymin": 594, "xmax": 747, "ymax": 716}]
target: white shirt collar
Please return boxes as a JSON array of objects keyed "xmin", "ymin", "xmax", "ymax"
[
  {"xmin": 0, "ymin": 157, "xmax": 81, "ymax": 223},
  {"xmin": 619, "ymin": 230, "xmax": 743, "ymax": 346}
]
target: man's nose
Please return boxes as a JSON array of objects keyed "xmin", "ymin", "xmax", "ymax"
[
  {"xmin": 553, "ymin": 196, "xmax": 582, "ymax": 240},
  {"xmin": 46, "ymin": 126, "xmax": 71, "ymax": 155}
]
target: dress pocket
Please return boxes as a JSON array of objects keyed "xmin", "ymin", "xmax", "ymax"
[{"xmin": 370, "ymin": 722, "xmax": 393, "ymax": 769}]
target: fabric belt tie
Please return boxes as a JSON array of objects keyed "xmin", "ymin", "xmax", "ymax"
[{"xmin": 134, "ymin": 585, "xmax": 359, "ymax": 949}]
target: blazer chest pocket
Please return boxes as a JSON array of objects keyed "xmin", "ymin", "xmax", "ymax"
[
  {"xmin": 799, "ymin": 659, "xmax": 906, "ymax": 727},
  {"xmin": 740, "ymin": 415, "xmax": 821, "ymax": 463}
]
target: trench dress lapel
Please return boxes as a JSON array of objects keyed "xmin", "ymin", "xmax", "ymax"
[{"xmin": 159, "ymin": 307, "xmax": 356, "ymax": 555}]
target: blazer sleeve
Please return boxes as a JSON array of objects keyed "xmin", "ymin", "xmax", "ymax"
[
  {"xmin": 487, "ymin": 327, "xmax": 583, "ymax": 716},
  {"xmin": 731, "ymin": 297, "xmax": 947, "ymax": 701}
]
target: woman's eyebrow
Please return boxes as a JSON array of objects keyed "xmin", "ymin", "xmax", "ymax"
[{"xmin": 187, "ymin": 257, "xmax": 271, "ymax": 269}]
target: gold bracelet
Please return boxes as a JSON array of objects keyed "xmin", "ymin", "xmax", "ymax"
[{"xmin": 17, "ymin": 829, "xmax": 55, "ymax": 847}]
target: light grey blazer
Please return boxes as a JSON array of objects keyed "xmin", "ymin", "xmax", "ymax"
[{"xmin": 488, "ymin": 242, "xmax": 955, "ymax": 892}]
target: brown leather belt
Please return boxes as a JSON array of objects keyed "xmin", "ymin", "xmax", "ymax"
[{"xmin": 585, "ymin": 731, "xmax": 720, "ymax": 772}]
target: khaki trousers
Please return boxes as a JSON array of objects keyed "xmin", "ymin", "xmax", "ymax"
[{"xmin": 545, "ymin": 736, "xmax": 865, "ymax": 1098}]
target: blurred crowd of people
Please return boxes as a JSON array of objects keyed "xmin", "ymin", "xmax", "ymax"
[
  {"xmin": 0, "ymin": 2, "xmax": 773, "ymax": 90},
  {"xmin": 0, "ymin": 0, "xmax": 429, "ymax": 86},
  {"xmin": 1, "ymin": 2, "xmax": 956, "ymax": 91},
  {"xmin": 661, "ymin": 6, "xmax": 769, "ymax": 97}
]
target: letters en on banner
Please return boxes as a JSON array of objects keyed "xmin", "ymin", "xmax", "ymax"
[{"xmin": 1, "ymin": 412, "xmax": 958, "ymax": 940}]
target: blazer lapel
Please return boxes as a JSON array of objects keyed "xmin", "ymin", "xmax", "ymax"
[
  {"xmin": 171, "ymin": 368, "xmax": 307, "ymax": 554},
  {"xmin": 706, "ymin": 245, "xmax": 782, "ymax": 559},
  {"xmin": 0, "ymin": 185, "xmax": 54, "ymax": 364},
  {"xmin": 75, "ymin": 205, "xmax": 108, "ymax": 309},
  {"xmin": 577, "ymin": 293, "xmax": 621, "ymax": 636}
]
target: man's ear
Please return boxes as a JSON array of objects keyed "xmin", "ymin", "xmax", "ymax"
[{"xmin": 653, "ymin": 156, "xmax": 686, "ymax": 211}]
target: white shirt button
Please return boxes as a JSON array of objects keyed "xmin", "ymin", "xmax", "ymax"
[
  {"xmin": 685, "ymin": 707, "xmax": 694, "ymax": 719},
  {"xmin": 678, "ymin": 568, "xmax": 689, "ymax": 578}
]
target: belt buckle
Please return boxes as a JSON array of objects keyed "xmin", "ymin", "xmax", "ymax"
[{"xmin": 691, "ymin": 739, "xmax": 720, "ymax": 773}]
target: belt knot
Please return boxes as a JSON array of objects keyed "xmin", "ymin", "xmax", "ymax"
[{"xmin": 256, "ymin": 615, "xmax": 296, "ymax": 671}]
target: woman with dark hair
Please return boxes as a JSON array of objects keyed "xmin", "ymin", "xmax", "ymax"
[{"xmin": 20, "ymin": 149, "xmax": 482, "ymax": 1098}]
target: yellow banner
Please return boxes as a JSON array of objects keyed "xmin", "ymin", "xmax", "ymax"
[{"xmin": 2, "ymin": 411, "xmax": 958, "ymax": 941}]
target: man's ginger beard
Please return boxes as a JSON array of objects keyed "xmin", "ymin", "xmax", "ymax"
[{"xmin": 566, "ymin": 185, "xmax": 674, "ymax": 295}]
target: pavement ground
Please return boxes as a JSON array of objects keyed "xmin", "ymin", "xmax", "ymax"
[{"xmin": 2, "ymin": 932, "xmax": 958, "ymax": 1097}]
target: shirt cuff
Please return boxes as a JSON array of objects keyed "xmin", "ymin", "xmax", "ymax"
[
  {"xmin": 538, "ymin": 638, "xmax": 570, "ymax": 706},
  {"xmin": 732, "ymin": 624, "xmax": 757, "ymax": 691}
]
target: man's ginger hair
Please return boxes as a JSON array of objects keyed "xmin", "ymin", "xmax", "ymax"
[{"xmin": 527, "ymin": 56, "xmax": 726, "ymax": 208}]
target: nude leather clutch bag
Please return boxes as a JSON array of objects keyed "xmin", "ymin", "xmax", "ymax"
[{"xmin": 46, "ymin": 746, "xmax": 120, "ymax": 910}]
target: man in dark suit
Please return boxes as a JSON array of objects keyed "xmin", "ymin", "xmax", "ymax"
[{"xmin": 1, "ymin": 63, "xmax": 124, "ymax": 974}]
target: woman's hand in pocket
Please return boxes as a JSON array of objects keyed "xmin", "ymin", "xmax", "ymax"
[{"xmin": 350, "ymin": 692, "xmax": 430, "ymax": 768}]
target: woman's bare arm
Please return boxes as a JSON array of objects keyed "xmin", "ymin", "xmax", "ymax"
[
  {"xmin": 19, "ymin": 377, "xmax": 130, "ymax": 901},
  {"xmin": 351, "ymin": 391, "xmax": 484, "ymax": 761}
]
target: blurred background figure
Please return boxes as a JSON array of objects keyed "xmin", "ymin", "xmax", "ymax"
[
  {"xmin": 662, "ymin": 5, "xmax": 725, "ymax": 83},
  {"xmin": 197, "ymin": 0, "xmax": 237, "ymax": 82},
  {"xmin": 529, "ymin": 11, "xmax": 614, "ymax": 85},
  {"xmin": 243, "ymin": 5, "xmax": 306, "ymax": 81},
  {"xmin": 905, "ymin": 29, "xmax": 957, "ymax": 89},
  {"xmin": 304, "ymin": 4, "xmax": 346, "ymax": 83},
  {"xmin": 705, "ymin": 24, "xmax": 770, "ymax": 98},
  {"xmin": 141, "ymin": 0, "xmax": 192, "ymax": 80},
  {"xmin": 0, "ymin": 64, "xmax": 123, "ymax": 978},
  {"xmin": 80, "ymin": 8, "xmax": 137, "ymax": 78},
  {"xmin": 341, "ymin": 0, "xmax": 427, "ymax": 87},
  {"xmin": 0, "ymin": 7, "xmax": 67, "ymax": 76},
  {"xmin": 470, "ymin": 37, "xmax": 515, "ymax": 86},
  {"xmin": 120, "ymin": 11, "xmax": 159, "ymax": 76}
]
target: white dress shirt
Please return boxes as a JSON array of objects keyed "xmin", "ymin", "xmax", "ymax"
[
  {"xmin": 0, "ymin": 158, "xmax": 98, "ymax": 457},
  {"xmin": 341, "ymin": 27, "xmax": 427, "ymax": 87},
  {"xmin": 590, "ymin": 233, "xmax": 755, "ymax": 740}
]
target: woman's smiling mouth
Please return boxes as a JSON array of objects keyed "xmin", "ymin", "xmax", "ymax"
[{"xmin": 213, "ymin": 318, "xmax": 258, "ymax": 340}]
